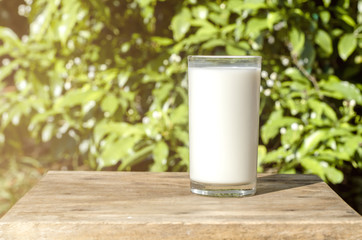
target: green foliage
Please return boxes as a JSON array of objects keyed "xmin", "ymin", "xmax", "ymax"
[
  {"xmin": 0, "ymin": 157, "xmax": 43, "ymax": 216},
  {"xmin": 171, "ymin": 8, "xmax": 192, "ymax": 41},
  {"xmin": 338, "ymin": 33, "xmax": 358, "ymax": 60},
  {"xmin": 0, "ymin": 0, "xmax": 362, "ymax": 214},
  {"xmin": 315, "ymin": 29, "xmax": 333, "ymax": 56}
]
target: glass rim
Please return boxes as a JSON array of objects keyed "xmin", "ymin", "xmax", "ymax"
[{"xmin": 188, "ymin": 55, "xmax": 262, "ymax": 60}]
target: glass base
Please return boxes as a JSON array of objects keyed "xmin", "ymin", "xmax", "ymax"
[{"xmin": 190, "ymin": 179, "xmax": 256, "ymax": 197}]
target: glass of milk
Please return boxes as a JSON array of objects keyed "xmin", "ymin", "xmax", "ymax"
[{"xmin": 188, "ymin": 56, "xmax": 261, "ymax": 197}]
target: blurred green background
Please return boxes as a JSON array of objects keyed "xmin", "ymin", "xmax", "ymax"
[{"xmin": 0, "ymin": 0, "xmax": 361, "ymax": 216}]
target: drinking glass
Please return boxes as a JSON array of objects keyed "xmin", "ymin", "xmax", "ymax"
[{"xmin": 188, "ymin": 56, "xmax": 261, "ymax": 197}]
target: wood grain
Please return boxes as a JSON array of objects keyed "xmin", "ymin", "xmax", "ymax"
[{"xmin": 0, "ymin": 171, "xmax": 361, "ymax": 240}]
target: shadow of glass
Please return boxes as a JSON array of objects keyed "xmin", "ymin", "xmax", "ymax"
[{"xmin": 255, "ymin": 174, "xmax": 322, "ymax": 196}]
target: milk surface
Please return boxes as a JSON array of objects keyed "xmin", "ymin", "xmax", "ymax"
[{"xmin": 188, "ymin": 67, "xmax": 260, "ymax": 184}]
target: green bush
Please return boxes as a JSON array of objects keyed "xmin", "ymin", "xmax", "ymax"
[{"xmin": 0, "ymin": 0, "xmax": 361, "ymax": 213}]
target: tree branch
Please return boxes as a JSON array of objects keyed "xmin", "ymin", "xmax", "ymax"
[{"xmin": 285, "ymin": 42, "xmax": 322, "ymax": 98}]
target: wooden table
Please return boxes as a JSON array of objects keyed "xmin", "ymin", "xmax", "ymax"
[{"xmin": 0, "ymin": 171, "xmax": 361, "ymax": 240}]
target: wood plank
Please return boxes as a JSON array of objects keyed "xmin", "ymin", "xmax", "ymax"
[{"xmin": 1, "ymin": 171, "xmax": 361, "ymax": 240}]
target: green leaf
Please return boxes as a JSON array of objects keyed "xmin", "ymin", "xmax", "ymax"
[
  {"xmin": 54, "ymin": 89, "xmax": 104, "ymax": 109},
  {"xmin": 322, "ymin": 0, "xmax": 331, "ymax": 7},
  {"xmin": 324, "ymin": 167, "xmax": 343, "ymax": 184},
  {"xmin": 30, "ymin": 1, "xmax": 58, "ymax": 40},
  {"xmin": 261, "ymin": 110, "xmax": 301, "ymax": 144},
  {"xmin": 201, "ymin": 39, "xmax": 225, "ymax": 50},
  {"xmin": 152, "ymin": 83, "xmax": 173, "ymax": 105},
  {"xmin": 0, "ymin": 27, "xmax": 19, "ymax": 41},
  {"xmin": 170, "ymin": 104, "xmax": 188, "ymax": 125},
  {"xmin": 307, "ymin": 99, "xmax": 337, "ymax": 122},
  {"xmin": 315, "ymin": 30, "xmax": 333, "ymax": 56},
  {"xmin": 195, "ymin": 24, "xmax": 218, "ymax": 37},
  {"xmin": 173, "ymin": 127, "xmax": 189, "ymax": 145},
  {"xmin": 257, "ymin": 145, "xmax": 267, "ymax": 166},
  {"xmin": 176, "ymin": 146, "xmax": 189, "ymax": 167},
  {"xmin": 94, "ymin": 121, "xmax": 143, "ymax": 144},
  {"xmin": 221, "ymin": 24, "xmax": 236, "ymax": 36},
  {"xmin": 0, "ymin": 60, "xmax": 20, "ymax": 82},
  {"xmin": 192, "ymin": 6, "xmax": 208, "ymax": 19},
  {"xmin": 262, "ymin": 147, "xmax": 291, "ymax": 164},
  {"xmin": 289, "ymin": 27, "xmax": 305, "ymax": 56},
  {"xmin": 182, "ymin": 34, "xmax": 210, "ymax": 46},
  {"xmin": 323, "ymin": 105, "xmax": 337, "ymax": 122},
  {"xmin": 317, "ymin": 149, "xmax": 350, "ymax": 162},
  {"xmin": 151, "ymin": 37, "xmax": 174, "ymax": 46},
  {"xmin": 300, "ymin": 157, "xmax": 325, "ymax": 180},
  {"xmin": 261, "ymin": 110, "xmax": 282, "ymax": 144},
  {"xmin": 153, "ymin": 141, "xmax": 169, "ymax": 163},
  {"xmin": 28, "ymin": 111, "xmax": 56, "ymax": 134},
  {"xmin": 227, "ymin": 0, "xmax": 267, "ymax": 12},
  {"xmin": 118, "ymin": 145, "xmax": 153, "ymax": 171},
  {"xmin": 137, "ymin": 0, "xmax": 154, "ymax": 8},
  {"xmin": 267, "ymin": 12, "xmax": 282, "ymax": 30},
  {"xmin": 331, "ymin": 29, "xmax": 343, "ymax": 37},
  {"xmin": 341, "ymin": 15, "xmax": 356, "ymax": 27},
  {"xmin": 281, "ymin": 128, "xmax": 302, "ymax": 146},
  {"xmin": 42, "ymin": 124, "xmax": 54, "ymax": 142},
  {"xmin": 171, "ymin": 8, "xmax": 191, "ymax": 41},
  {"xmin": 320, "ymin": 77, "xmax": 362, "ymax": 105},
  {"xmin": 237, "ymin": 41, "xmax": 251, "ymax": 50},
  {"xmin": 88, "ymin": 0, "xmax": 110, "ymax": 25},
  {"xmin": 101, "ymin": 136, "xmax": 139, "ymax": 168},
  {"xmin": 209, "ymin": 11, "xmax": 230, "ymax": 26},
  {"xmin": 57, "ymin": 0, "xmax": 81, "ymax": 44},
  {"xmin": 328, "ymin": 128, "xmax": 352, "ymax": 138},
  {"xmin": 190, "ymin": 19, "xmax": 214, "ymax": 28},
  {"xmin": 245, "ymin": 18, "xmax": 268, "ymax": 39},
  {"xmin": 226, "ymin": 44, "xmax": 246, "ymax": 55},
  {"xmin": 284, "ymin": 68, "xmax": 309, "ymax": 84},
  {"xmin": 338, "ymin": 34, "xmax": 357, "ymax": 61},
  {"xmin": 234, "ymin": 24, "xmax": 245, "ymax": 41},
  {"xmin": 151, "ymin": 141, "xmax": 169, "ymax": 172},
  {"xmin": 300, "ymin": 40, "xmax": 316, "ymax": 71},
  {"xmin": 297, "ymin": 130, "xmax": 329, "ymax": 157},
  {"xmin": 0, "ymin": 46, "xmax": 8, "ymax": 56},
  {"xmin": 342, "ymin": 136, "xmax": 362, "ymax": 156},
  {"xmin": 320, "ymin": 11, "xmax": 330, "ymax": 24},
  {"xmin": 0, "ymin": 27, "xmax": 23, "ymax": 49},
  {"xmin": 101, "ymin": 94, "xmax": 119, "ymax": 116}
]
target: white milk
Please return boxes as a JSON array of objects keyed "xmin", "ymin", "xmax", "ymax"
[{"xmin": 188, "ymin": 67, "xmax": 260, "ymax": 185}]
